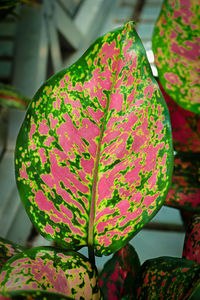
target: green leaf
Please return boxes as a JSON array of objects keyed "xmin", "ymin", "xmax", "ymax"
[
  {"xmin": 15, "ymin": 22, "xmax": 173, "ymax": 256},
  {"xmin": 152, "ymin": 0, "xmax": 200, "ymax": 113},
  {"xmin": 0, "ymin": 246, "xmax": 101, "ymax": 299},
  {"xmin": 165, "ymin": 153, "xmax": 200, "ymax": 212},
  {"xmin": 183, "ymin": 215, "xmax": 200, "ymax": 263},
  {"xmin": 0, "ymin": 83, "xmax": 30, "ymax": 110},
  {"xmin": 134, "ymin": 256, "xmax": 200, "ymax": 300},
  {"xmin": 0, "ymin": 237, "xmax": 25, "ymax": 270},
  {"xmin": 99, "ymin": 243, "xmax": 140, "ymax": 299},
  {"xmin": 0, "ymin": 290, "xmax": 72, "ymax": 299}
]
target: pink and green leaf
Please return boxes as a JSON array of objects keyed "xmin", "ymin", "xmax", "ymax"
[
  {"xmin": 152, "ymin": 0, "xmax": 200, "ymax": 113},
  {"xmin": 0, "ymin": 83, "xmax": 30, "ymax": 110},
  {"xmin": 182, "ymin": 215, "xmax": 200, "ymax": 263},
  {"xmin": 134, "ymin": 257, "xmax": 200, "ymax": 300},
  {"xmin": 0, "ymin": 290, "xmax": 72, "ymax": 300},
  {"xmin": 165, "ymin": 154, "xmax": 200, "ymax": 212},
  {"xmin": 99, "ymin": 243, "xmax": 140, "ymax": 299},
  {"xmin": 0, "ymin": 246, "xmax": 101, "ymax": 299},
  {"xmin": 15, "ymin": 22, "xmax": 173, "ymax": 256},
  {"xmin": 0, "ymin": 237, "xmax": 25, "ymax": 270},
  {"xmin": 157, "ymin": 80, "xmax": 200, "ymax": 152}
]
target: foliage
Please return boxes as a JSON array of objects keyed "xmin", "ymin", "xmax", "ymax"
[
  {"xmin": 0, "ymin": 14, "xmax": 199, "ymax": 300},
  {"xmin": 0, "ymin": 83, "xmax": 30, "ymax": 110}
]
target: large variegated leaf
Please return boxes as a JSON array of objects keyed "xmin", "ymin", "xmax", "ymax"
[
  {"xmin": 0, "ymin": 83, "xmax": 30, "ymax": 110},
  {"xmin": 15, "ymin": 22, "xmax": 173, "ymax": 256},
  {"xmin": 99, "ymin": 243, "xmax": 140, "ymax": 299},
  {"xmin": 165, "ymin": 153, "xmax": 200, "ymax": 212},
  {"xmin": 0, "ymin": 237, "xmax": 25, "ymax": 270},
  {"xmin": 0, "ymin": 246, "xmax": 101, "ymax": 299},
  {"xmin": 0, "ymin": 290, "xmax": 72, "ymax": 300},
  {"xmin": 157, "ymin": 80, "xmax": 200, "ymax": 152},
  {"xmin": 152, "ymin": 0, "xmax": 200, "ymax": 113},
  {"xmin": 183, "ymin": 215, "xmax": 200, "ymax": 263},
  {"xmin": 134, "ymin": 257, "xmax": 200, "ymax": 300}
]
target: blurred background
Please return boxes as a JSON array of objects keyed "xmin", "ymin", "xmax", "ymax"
[{"xmin": 0, "ymin": 0, "xmax": 185, "ymax": 269}]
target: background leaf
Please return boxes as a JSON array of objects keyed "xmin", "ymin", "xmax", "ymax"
[
  {"xmin": 0, "ymin": 237, "xmax": 25, "ymax": 270},
  {"xmin": 152, "ymin": 0, "xmax": 200, "ymax": 113},
  {"xmin": 182, "ymin": 215, "xmax": 200, "ymax": 263},
  {"xmin": 15, "ymin": 22, "xmax": 173, "ymax": 256},
  {"xmin": 165, "ymin": 153, "xmax": 200, "ymax": 212},
  {"xmin": 0, "ymin": 246, "xmax": 101, "ymax": 299},
  {"xmin": 0, "ymin": 83, "xmax": 30, "ymax": 110},
  {"xmin": 134, "ymin": 256, "xmax": 200, "ymax": 300},
  {"xmin": 99, "ymin": 243, "xmax": 140, "ymax": 299}
]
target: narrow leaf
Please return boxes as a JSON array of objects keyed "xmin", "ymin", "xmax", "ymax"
[
  {"xmin": 99, "ymin": 243, "xmax": 140, "ymax": 299},
  {"xmin": 0, "ymin": 246, "xmax": 101, "ymax": 299},
  {"xmin": 0, "ymin": 83, "xmax": 30, "ymax": 110},
  {"xmin": 152, "ymin": 0, "xmax": 200, "ymax": 113},
  {"xmin": 157, "ymin": 80, "xmax": 200, "ymax": 152},
  {"xmin": 15, "ymin": 22, "xmax": 173, "ymax": 256},
  {"xmin": 134, "ymin": 257, "xmax": 200, "ymax": 300},
  {"xmin": 0, "ymin": 237, "xmax": 25, "ymax": 270},
  {"xmin": 183, "ymin": 215, "xmax": 200, "ymax": 263},
  {"xmin": 165, "ymin": 153, "xmax": 200, "ymax": 212}
]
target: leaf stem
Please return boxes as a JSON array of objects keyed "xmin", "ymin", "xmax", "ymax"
[{"xmin": 88, "ymin": 244, "xmax": 95, "ymax": 267}]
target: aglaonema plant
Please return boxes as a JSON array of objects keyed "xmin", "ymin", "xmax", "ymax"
[{"xmin": 1, "ymin": 21, "xmax": 199, "ymax": 299}]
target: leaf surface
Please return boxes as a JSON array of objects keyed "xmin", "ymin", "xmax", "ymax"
[
  {"xmin": 0, "ymin": 290, "xmax": 72, "ymax": 300},
  {"xmin": 152, "ymin": 0, "xmax": 200, "ymax": 113},
  {"xmin": 182, "ymin": 215, "xmax": 200, "ymax": 263},
  {"xmin": 99, "ymin": 243, "xmax": 140, "ymax": 299},
  {"xmin": 0, "ymin": 246, "xmax": 100, "ymax": 299},
  {"xmin": 0, "ymin": 237, "xmax": 25, "ymax": 270},
  {"xmin": 15, "ymin": 22, "xmax": 173, "ymax": 256},
  {"xmin": 134, "ymin": 256, "xmax": 200, "ymax": 300},
  {"xmin": 165, "ymin": 153, "xmax": 200, "ymax": 212}
]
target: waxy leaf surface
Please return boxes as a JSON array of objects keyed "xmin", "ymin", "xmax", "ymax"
[
  {"xmin": 99, "ymin": 243, "xmax": 140, "ymax": 299},
  {"xmin": 165, "ymin": 153, "xmax": 200, "ymax": 212},
  {"xmin": 0, "ymin": 246, "xmax": 100, "ymax": 299},
  {"xmin": 15, "ymin": 22, "xmax": 173, "ymax": 256},
  {"xmin": 0, "ymin": 237, "xmax": 25, "ymax": 270},
  {"xmin": 134, "ymin": 256, "xmax": 200, "ymax": 300},
  {"xmin": 157, "ymin": 80, "xmax": 200, "ymax": 152},
  {"xmin": 152, "ymin": 0, "xmax": 200, "ymax": 113},
  {"xmin": 183, "ymin": 215, "xmax": 200, "ymax": 263}
]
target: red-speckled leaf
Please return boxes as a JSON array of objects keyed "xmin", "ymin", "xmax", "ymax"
[
  {"xmin": 15, "ymin": 22, "xmax": 173, "ymax": 256},
  {"xmin": 183, "ymin": 215, "xmax": 200, "ymax": 263},
  {"xmin": 134, "ymin": 257, "xmax": 200, "ymax": 300},
  {"xmin": 0, "ymin": 290, "xmax": 72, "ymax": 300},
  {"xmin": 152, "ymin": 0, "xmax": 200, "ymax": 113},
  {"xmin": 0, "ymin": 237, "xmax": 25, "ymax": 270},
  {"xmin": 165, "ymin": 153, "xmax": 200, "ymax": 212},
  {"xmin": 0, "ymin": 246, "xmax": 101, "ymax": 299},
  {"xmin": 157, "ymin": 80, "xmax": 200, "ymax": 152},
  {"xmin": 0, "ymin": 83, "xmax": 30, "ymax": 110},
  {"xmin": 99, "ymin": 243, "xmax": 140, "ymax": 299}
]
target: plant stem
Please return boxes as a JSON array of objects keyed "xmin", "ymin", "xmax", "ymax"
[{"xmin": 88, "ymin": 244, "xmax": 95, "ymax": 267}]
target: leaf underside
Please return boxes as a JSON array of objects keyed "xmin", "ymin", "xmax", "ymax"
[
  {"xmin": 134, "ymin": 256, "xmax": 200, "ymax": 300},
  {"xmin": 15, "ymin": 22, "xmax": 173, "ymax": 256},
  {"xmin": 182, "ymin": 215, "xmax": 200, "ymax": 263},
  {"xmin": 152, "ymin": 0, "xmax": 200, "ymax": 113},
  {"xmin": 0, "ymin": 246, "xmax": 100, "ymax": 299}
]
